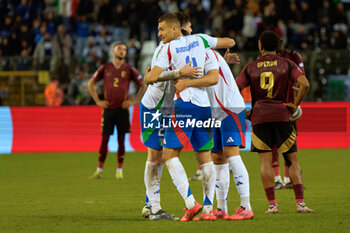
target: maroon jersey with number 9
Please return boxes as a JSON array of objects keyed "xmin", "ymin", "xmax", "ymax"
[
  {"xmin": 92, "ymin": 63, "xmax": 143, "ymax": 109},
  {"xmin": 236, "ymin": 54, "xmax": 304, "ymax": 126}
]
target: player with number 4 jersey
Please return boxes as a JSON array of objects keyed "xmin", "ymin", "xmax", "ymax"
[
  {"xmin": 141, "ymin": 40, "xmax": 201, "ymax": 220},
  {"xmin": 145, "ymin": 13, "xmax": 220, "ymax": 221}
]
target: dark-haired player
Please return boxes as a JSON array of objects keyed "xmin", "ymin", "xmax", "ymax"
[
  {"xmin": 88, "ymin": 42, "xmax": 146, "ymax": 179},
  {"xmin": 236, "ymin": 30, "xmax": 313, "ymax": 214}
]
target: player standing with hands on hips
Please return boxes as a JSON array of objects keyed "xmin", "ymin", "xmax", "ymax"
[{"xmin": 88, "ymin": 42, "xmax": 146, "ymax": 179}]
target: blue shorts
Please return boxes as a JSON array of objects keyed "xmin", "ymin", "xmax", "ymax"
[
  {"xmin": 140, "ymin": 103, "xmax": 164, "ymax": 150},
  {"xmin": 163, "ymin": 99, "xmax": 213, "ymax": 151},
  {"xmin": 212, "ymin": 110, "xmax": 246, "ymax": 152}
]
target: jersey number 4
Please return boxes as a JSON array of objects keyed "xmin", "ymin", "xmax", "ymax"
[
  {"xmin": 260, "ymin": 72, "xmax": 274, "ymax": 98},
  {"xmin": 185, "ymin": 56, "xmax": 198, "ymax": 67}
]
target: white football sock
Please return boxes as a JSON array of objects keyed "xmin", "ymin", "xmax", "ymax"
[
  {"xmin": 201, "ymin": 161, "xmax": 216, "ymax": 213},
  {"xmin": 157, "ymin": 162, "xmax": 164, "ymax": 183},
  {"xmin": 144, "ymin": 161, "xmax": 161, "ymax": 214},
  {"xmin": 227, "ymin": 155, "xmax": 252, "ymax": 211},
  {"xmin": 165, "ymin": 157, "xmax": 195, "ymax": 209},
  {"xmin": 214, "ymin": 163, "xmax": 229, "ymax": 213},
  {"xmin": 97, "ymin": 168, "xmax": 103, "ymax": 172},
  {"xmin": 116, "ymin": 168, "xmax": 122, "ymax": 173}
]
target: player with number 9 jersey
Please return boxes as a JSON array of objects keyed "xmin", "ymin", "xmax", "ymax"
[{"xmin": 236, "ymin": 54, "xmax": 304, "ymax": 127}]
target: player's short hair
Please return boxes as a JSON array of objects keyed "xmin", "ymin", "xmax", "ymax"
[
  {"xmin": 175, "ymin": 12, "xmax": 190, "ymax": 27},
  {"xmin": 113, "ymin": 42, "xmax": 127, "ymax": 49},
  {"xmin": 259, "ymin": 30, "xmax": 280, "ymax": 51},
  {"xmin": 158, "ymin": 13, "xmax": 180, "ymax": 27}
]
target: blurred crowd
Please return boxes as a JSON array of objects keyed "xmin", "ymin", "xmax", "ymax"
[{"xmin": 0, "ymin": 0, "xmax": 349, "ymax": 105}]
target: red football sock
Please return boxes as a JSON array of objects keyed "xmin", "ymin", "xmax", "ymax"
[
  {"xmin": 117, "ymin": 133, "xmax": 125, "ymax": 169},
  {"xmin": 98, "ymin": 134, "xmax": 110, "ymax": 169},
  {"xmin": 284, "ymin": 161, "xmax": 290, "ymax": 178},
  {"xmin": 293, "ymin": 184, "xmax": 304, "ymax": 204},
  {"xmin": 273, "ymin": 165, "xmax": 280, "ymax": 177},
  {"xmin": 264, "ymin": 187, "xmax": 277, "ymax": 205}
]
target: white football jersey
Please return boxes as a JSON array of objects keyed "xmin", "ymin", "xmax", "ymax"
[
  {"xmin": 155, "ymin": 35, "xmax": 219, "ymax": 107},
  {"xmin": 196, "ymin": 34, "xmax": 218, "ymax": 49},
  {"xmin": 206, "ymin": 50, "xmax": 246, "ymax": 120},
  {"xmin": 141, "ymin": 42, "xmax": 175, "ymax": 113}
]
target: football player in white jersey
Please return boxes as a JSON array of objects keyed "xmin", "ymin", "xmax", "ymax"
[
  {"xmin": 145, "ymin": 13, "xmax": 221, "ymax": 221},
  {"xmin": 176, "ymin": 13, "xmax": 254, "ymax": 220},
  {"xmin": 141, "ymin": 38, "xmax": 201, "ymax": 220},
  {"xmin": 142, "ymin": 13, "xmax": 237, "ymax": 221}
]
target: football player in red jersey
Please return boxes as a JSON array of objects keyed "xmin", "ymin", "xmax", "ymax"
[
  {"xmin": 88, "ymin": 42, "xmax": 146, "ymax": 179},
  {"xmin": 272, "ymin": 42, "xmax": 306, "ymax": 189},
  {"xmin": 236, "ymin": 30, "xmax": 313, "ymax": 214}
]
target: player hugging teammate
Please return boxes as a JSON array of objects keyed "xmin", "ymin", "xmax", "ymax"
[{"xmin": 139, "ymin": 13, "xmax": 313, "ymax": 221}]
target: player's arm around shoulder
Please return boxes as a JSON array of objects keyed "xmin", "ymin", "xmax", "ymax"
[
  {"xmin": 145, "ymin": 42, "xmax": 174, "ymax": 84},
  {"xmin": 197, "ymin": 33, "xmax": 235, "ymax": 49},
  {"xmin": 157, "ymin": 61, "xmax": 202, "ymax": 82},
  {"xmin": 174, "ymin": 49, "xmax": 219, "ymax": 93},
  {"xmin": 144, "ymin": 66, "xmax": 165, "ymax": 84},
  {"xmin": 174, "ymin": 69, "xmax": 219, "ymax": 93},
  {"xmin": 215, "ymin": 37, "xmax": 235, "ymax": 49}
]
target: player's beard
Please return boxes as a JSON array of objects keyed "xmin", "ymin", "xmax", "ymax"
[{"xmin": 115, "ymin": 55, "xmax": 125, "ymax": 60}]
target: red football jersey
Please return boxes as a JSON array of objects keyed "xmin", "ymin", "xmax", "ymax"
[
  {"xmin": 92, "ymin": 63, "xmax": 143, "ymax": 109},
  {"xmin": 281, "ymin": 48, "xmax": 305, "ymax": 104},
  {"xmin": 281, "ymin": 48, "xmax": 305, "ymax": 74},
  {"xmin": 236, "ymin": 54, "xmax": 304, "ymax": 125}
]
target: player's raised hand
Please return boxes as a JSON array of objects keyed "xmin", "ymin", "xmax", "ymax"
[
  {"xmin": 180, "ymin": 61, "xmax": 202, "ymax": 78},
  {"xmin": 97, "ymin": 100, "xmax": 109, "ymax": 109},
  {"xmin": 174, "ymin": 79, "xmax": 188, "ymax": 93},
  {"xmin": 224, "ymin": 49, "xmax": 240, "ymax": 64}
]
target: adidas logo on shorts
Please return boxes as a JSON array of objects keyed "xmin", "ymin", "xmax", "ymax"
[{"xmin": 226, "ymin": 137, "xmax": 234, "ymax": 143}]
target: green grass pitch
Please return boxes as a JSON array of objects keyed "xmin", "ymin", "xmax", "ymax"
[{"xmin": 0, "ymin": 149, "xmax": 349, "ymax": 233}]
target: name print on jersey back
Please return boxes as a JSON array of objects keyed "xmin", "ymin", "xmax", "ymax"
[{"xmin": 176, "ymin": 41, "xmax": 200, "ymax": 53}]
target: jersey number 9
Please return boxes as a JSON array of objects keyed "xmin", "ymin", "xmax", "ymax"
[{"xmin": 260, "ymin": 72, "xmax": 274, "ymax": 98}]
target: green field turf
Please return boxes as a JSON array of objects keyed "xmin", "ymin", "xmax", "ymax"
[{"xmin": 0, "ymin": 149, "xmax": 349, "ymax": 233}]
